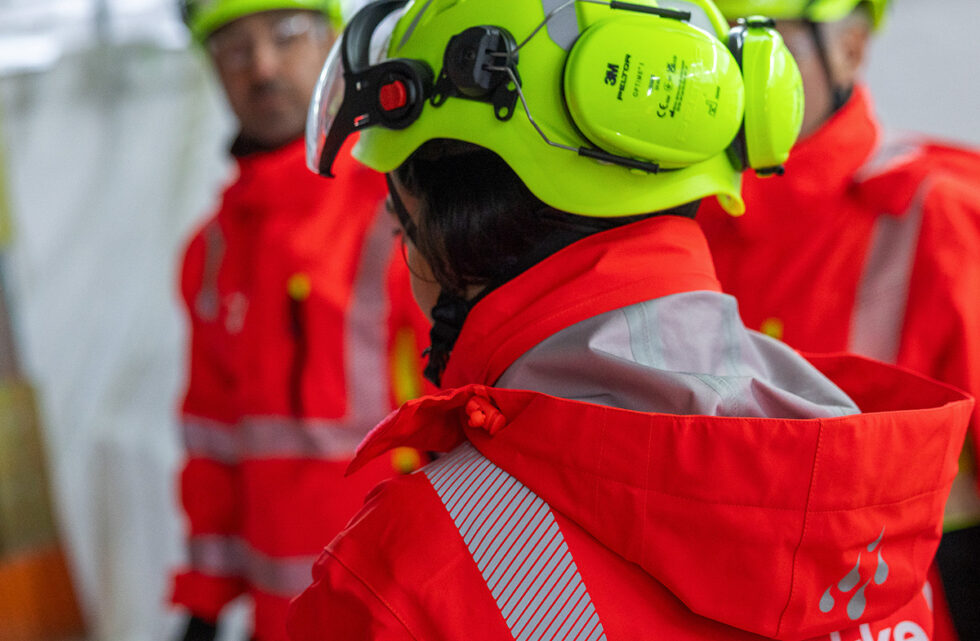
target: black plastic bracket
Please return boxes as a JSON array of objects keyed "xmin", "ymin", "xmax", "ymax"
[{"xmin": 429, "ymin": 26, "xmax": 520, "ymax": 122}]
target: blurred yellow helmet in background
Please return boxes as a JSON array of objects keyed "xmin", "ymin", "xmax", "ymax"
[
  {"xmin": 713, "ymin": 0, "xmax": 888, "ymax": 29},
  {"xmin": 180, "ymin": 0, "xmax": 341, "ymax": 42}
]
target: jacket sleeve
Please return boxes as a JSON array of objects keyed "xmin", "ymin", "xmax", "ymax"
[
  {"xmin": 287, "ymin": 550, "xmax": 415, "ymax": 641},
  {"xmin": 171, "ymin": 221, "xmax": 246, "ymax": 621}
]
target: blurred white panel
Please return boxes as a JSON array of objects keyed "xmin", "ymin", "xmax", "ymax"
[
  {"xmin": 0, "ymin": 0, "xmax": 188, "ymax": 75},
  {"xmin": 867, "ymin": 0, "xmax": 980, "ymax": 145},
  {"xmin": 0, "ymin": 43, "xmax": 234, "ymax": 641}
]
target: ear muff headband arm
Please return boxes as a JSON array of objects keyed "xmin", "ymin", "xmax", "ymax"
[{"xmin": 678, "ymin": 0, "xmax": 731, "ymax": 39}]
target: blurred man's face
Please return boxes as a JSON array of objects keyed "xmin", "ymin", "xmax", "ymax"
[
  {"xmin": 770, "ymin": 18, "xmax": 871, "ymax": 139},
  {"xmin": 208, "ymin": 10, "xmax": 334, "ymax": 148}
]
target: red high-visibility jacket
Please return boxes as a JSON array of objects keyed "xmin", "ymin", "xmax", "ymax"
[
  {"xmin": 698, "ymin": 86, "xmax": 980, "ymax": 510},
  {"xmin": 287, "ymin": 216, "xmax": 971, "ymax": 641},
  {"xmin": 171, "ymin": 136, "xmax": 429, "ymax": 641}
]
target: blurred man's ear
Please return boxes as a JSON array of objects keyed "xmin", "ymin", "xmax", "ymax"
[{"xmin": 829, "ymin": 11, "xmax": 873, "ymax": 89}]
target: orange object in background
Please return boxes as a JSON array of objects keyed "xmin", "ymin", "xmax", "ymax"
[
  {"xmin": 0, "ymin": 545, "xmax": 85, "ymax": 641},
  {"xmin": 0, "ymin": 379, "xmax": 86, "ymax": 641},
  {"xmin": 0, "ymin": 380, "xmax": 86, "ymax": 641}
]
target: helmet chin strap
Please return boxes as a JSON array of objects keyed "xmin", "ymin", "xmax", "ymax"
[{"xmin": 806, "ymin": 19, "xmax": 853, "ymax": 117}]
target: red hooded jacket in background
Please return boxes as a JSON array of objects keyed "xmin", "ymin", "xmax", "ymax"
[
  {"xmin": 698, "ymin": 86, "xmax": 980, "ymax": 516},
  {"xmin": 287, "ymin": 216, "xmax": 971, "ymax": 641},
  {"xmin": 171, "ymin": 137, "xmax": 430, "ymax": 641}
]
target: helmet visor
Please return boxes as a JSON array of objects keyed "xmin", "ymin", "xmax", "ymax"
[
  {"xmin": 306, "ymin": 37, "xmax": 345, "ymax": 175},
  {"xmin": 306, "ymin": 0, "xmax": 407, "ymax": 177}
]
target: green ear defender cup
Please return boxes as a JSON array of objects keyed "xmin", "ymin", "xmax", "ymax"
[
  {"xmin": 564, "ymin": 16, "xmax": 746, "ymax": 169},
  {"xmin": 728, "ymin": 17, "xmax": 804, "ymax": 173}
]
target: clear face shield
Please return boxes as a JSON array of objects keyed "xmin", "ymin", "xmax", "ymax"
[{"xmin": 306, "ymin": 0, "xmax": 428, "ymax": 176}]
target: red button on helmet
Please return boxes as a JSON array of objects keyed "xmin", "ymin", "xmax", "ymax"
[{"xmin": 379, "ymin": 80, "xmax": 408, "ymax": 112}]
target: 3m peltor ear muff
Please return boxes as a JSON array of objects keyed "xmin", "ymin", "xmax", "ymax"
[
  {"xmin": 727, "ymin": 16, "xmax": 804, "ymax": 173},
  {"xmin": 310, "ymin": 0, "xmax": 803, "ymax": 181},
  {"xmin": 564, "ymin": 9, "xmax": 801, "ymax": 175}
]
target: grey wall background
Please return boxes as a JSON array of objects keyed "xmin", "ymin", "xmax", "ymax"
[
  {"xmin": 0, "ymin": 1, "xmax": 976, "ymax": 641},
  {"xmin": 867, "ymin": 0, "xmax": 980, "ymax": 145}
]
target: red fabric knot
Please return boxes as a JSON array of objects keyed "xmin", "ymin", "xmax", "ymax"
[{"xmin": 465, "ymin": 396, "xmax": 507, "ymax": 435}]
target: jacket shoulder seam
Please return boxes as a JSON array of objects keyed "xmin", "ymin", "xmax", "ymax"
[{"xmin": 324, "ymin": 547, "xmax": 421, "ymax": 640}]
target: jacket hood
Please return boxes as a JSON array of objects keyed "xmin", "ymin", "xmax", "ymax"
[
  {"xmin": 349, "ymin": 216, "xmax": 973, "ymax": 639},
  {"xmin": 352, "ymin": 360, "xmax": 970, "ymax": 640}
]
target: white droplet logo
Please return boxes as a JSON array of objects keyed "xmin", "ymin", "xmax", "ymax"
[
  {"xmin": 837, "ymin": 554, "xmax": 862, "ymax": 592},
  {"xmin": 818, "ymin": 527, "xmax": 889, "ymax": 621},
  {"xmin": 847, "ymin": 580, "xmax": 870, "ymax": 620},
  {"xmin": 874, "ymin": 551, "xmax": 889, "ymax": 585}
]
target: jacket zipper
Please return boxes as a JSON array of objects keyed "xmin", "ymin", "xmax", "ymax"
[{"xmin": 287, "ymin": 274, "xmax": 311, "ymax": 418}]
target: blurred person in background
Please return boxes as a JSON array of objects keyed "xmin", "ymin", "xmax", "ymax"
[
  {"xmin": 698, "ymin": 1, "xmax": 980, "ymax": 640},
  {"xmin": 171, "ymin": 1, "xmax": 429, "ymax": 640},
  {"xmin": 287, "ymin": 1, "xmax": 971, "ymax": 639}
]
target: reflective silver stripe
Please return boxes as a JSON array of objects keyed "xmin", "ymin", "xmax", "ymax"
[
  {"xmin": 344, "ymin": 203, "xmax": 397, "ymax": 430},
  {"xmin": 426, "ymin": 444, "xmax": 607, "ymax": 641},
  {"xmin": 497, "ymin": 292, "xmax": 859, "ymax": 419},
  {"xmin": 853, "ymin": 131, "xmax": 925, "ymax": 183},
  {"xmin": 848, "ymin": 134, "xmax": 931, "ymax": 363},
  {"xmin": 194, "ymin": 220, "xmax": 225, "ymax": 321},
  {"xmin": 182, "ymin": 415, "xmax": 368, "ymax": 463},
  {"xmin": 188, "ymin": 535, "xmax": 319, "ymax": 598},
  {"xmin": 541, "ymin": 0, "xmax": 581, "ymax": 51},
  {"xmin": 182, "ymin": 203, "xmax": 399, "ymax": 464},
  {"xmin": 848, "ymin": 189, "xmax": 927, "ymax": 363},
  {"xmin": 188, "ymin": 534, "xmax": 242, "ymax": 579}
]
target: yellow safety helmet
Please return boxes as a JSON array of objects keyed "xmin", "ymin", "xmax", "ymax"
[
  {"xmin": 180, "ymin": 0, "xmax": 341, "ymax": 42},
  {"xmin": 307, "ymin": 0, "xmax": 806, "ymax": 217}
]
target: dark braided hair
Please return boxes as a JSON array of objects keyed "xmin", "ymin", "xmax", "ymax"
[{"xmin": 392, "ymin": 139, "xmax": 699, "ymax": 384}]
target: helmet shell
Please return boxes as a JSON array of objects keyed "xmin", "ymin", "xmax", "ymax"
[
  {"xmin": 713, "ymin": 0, "xmax": 888, "ymax": 29},
  {"xmin": 182, "ymin": 0, "xmax": 340, "ymax": 42},
  {"xmin": 353, "ymin": 0, "xmax": 747, "ymax": 217}
]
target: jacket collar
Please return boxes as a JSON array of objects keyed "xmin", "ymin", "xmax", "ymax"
[
  {"xmin": 231, "ymin": 134, "xmax": 306, "ymax": 173},
  {"xmin": 776, "ymin": 84, "xmax": 880, "ymax": 199},
  {"xmin": 441, "ymin": 215, "xmax": 722, "ymax": 389}
]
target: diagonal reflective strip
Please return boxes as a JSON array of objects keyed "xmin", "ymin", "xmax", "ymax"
[
  {"xmin": 426, "ymin": 444, "xmax": 606, "ymax": 641},
  {"xmin": 187, "ymin": 535, "xmax": 319, "ymax": 598},
  {"xmin": 182, "ymin": 415, "xmax": 367, "ymax": 463},
  {"xmin": 848, "ymin": 193, "xmax": 926, "ymax": 363}
]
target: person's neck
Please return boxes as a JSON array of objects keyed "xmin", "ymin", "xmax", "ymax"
[{"xmin": 230, "ymin": 131, "xmax": 302, "ymax": 157}]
